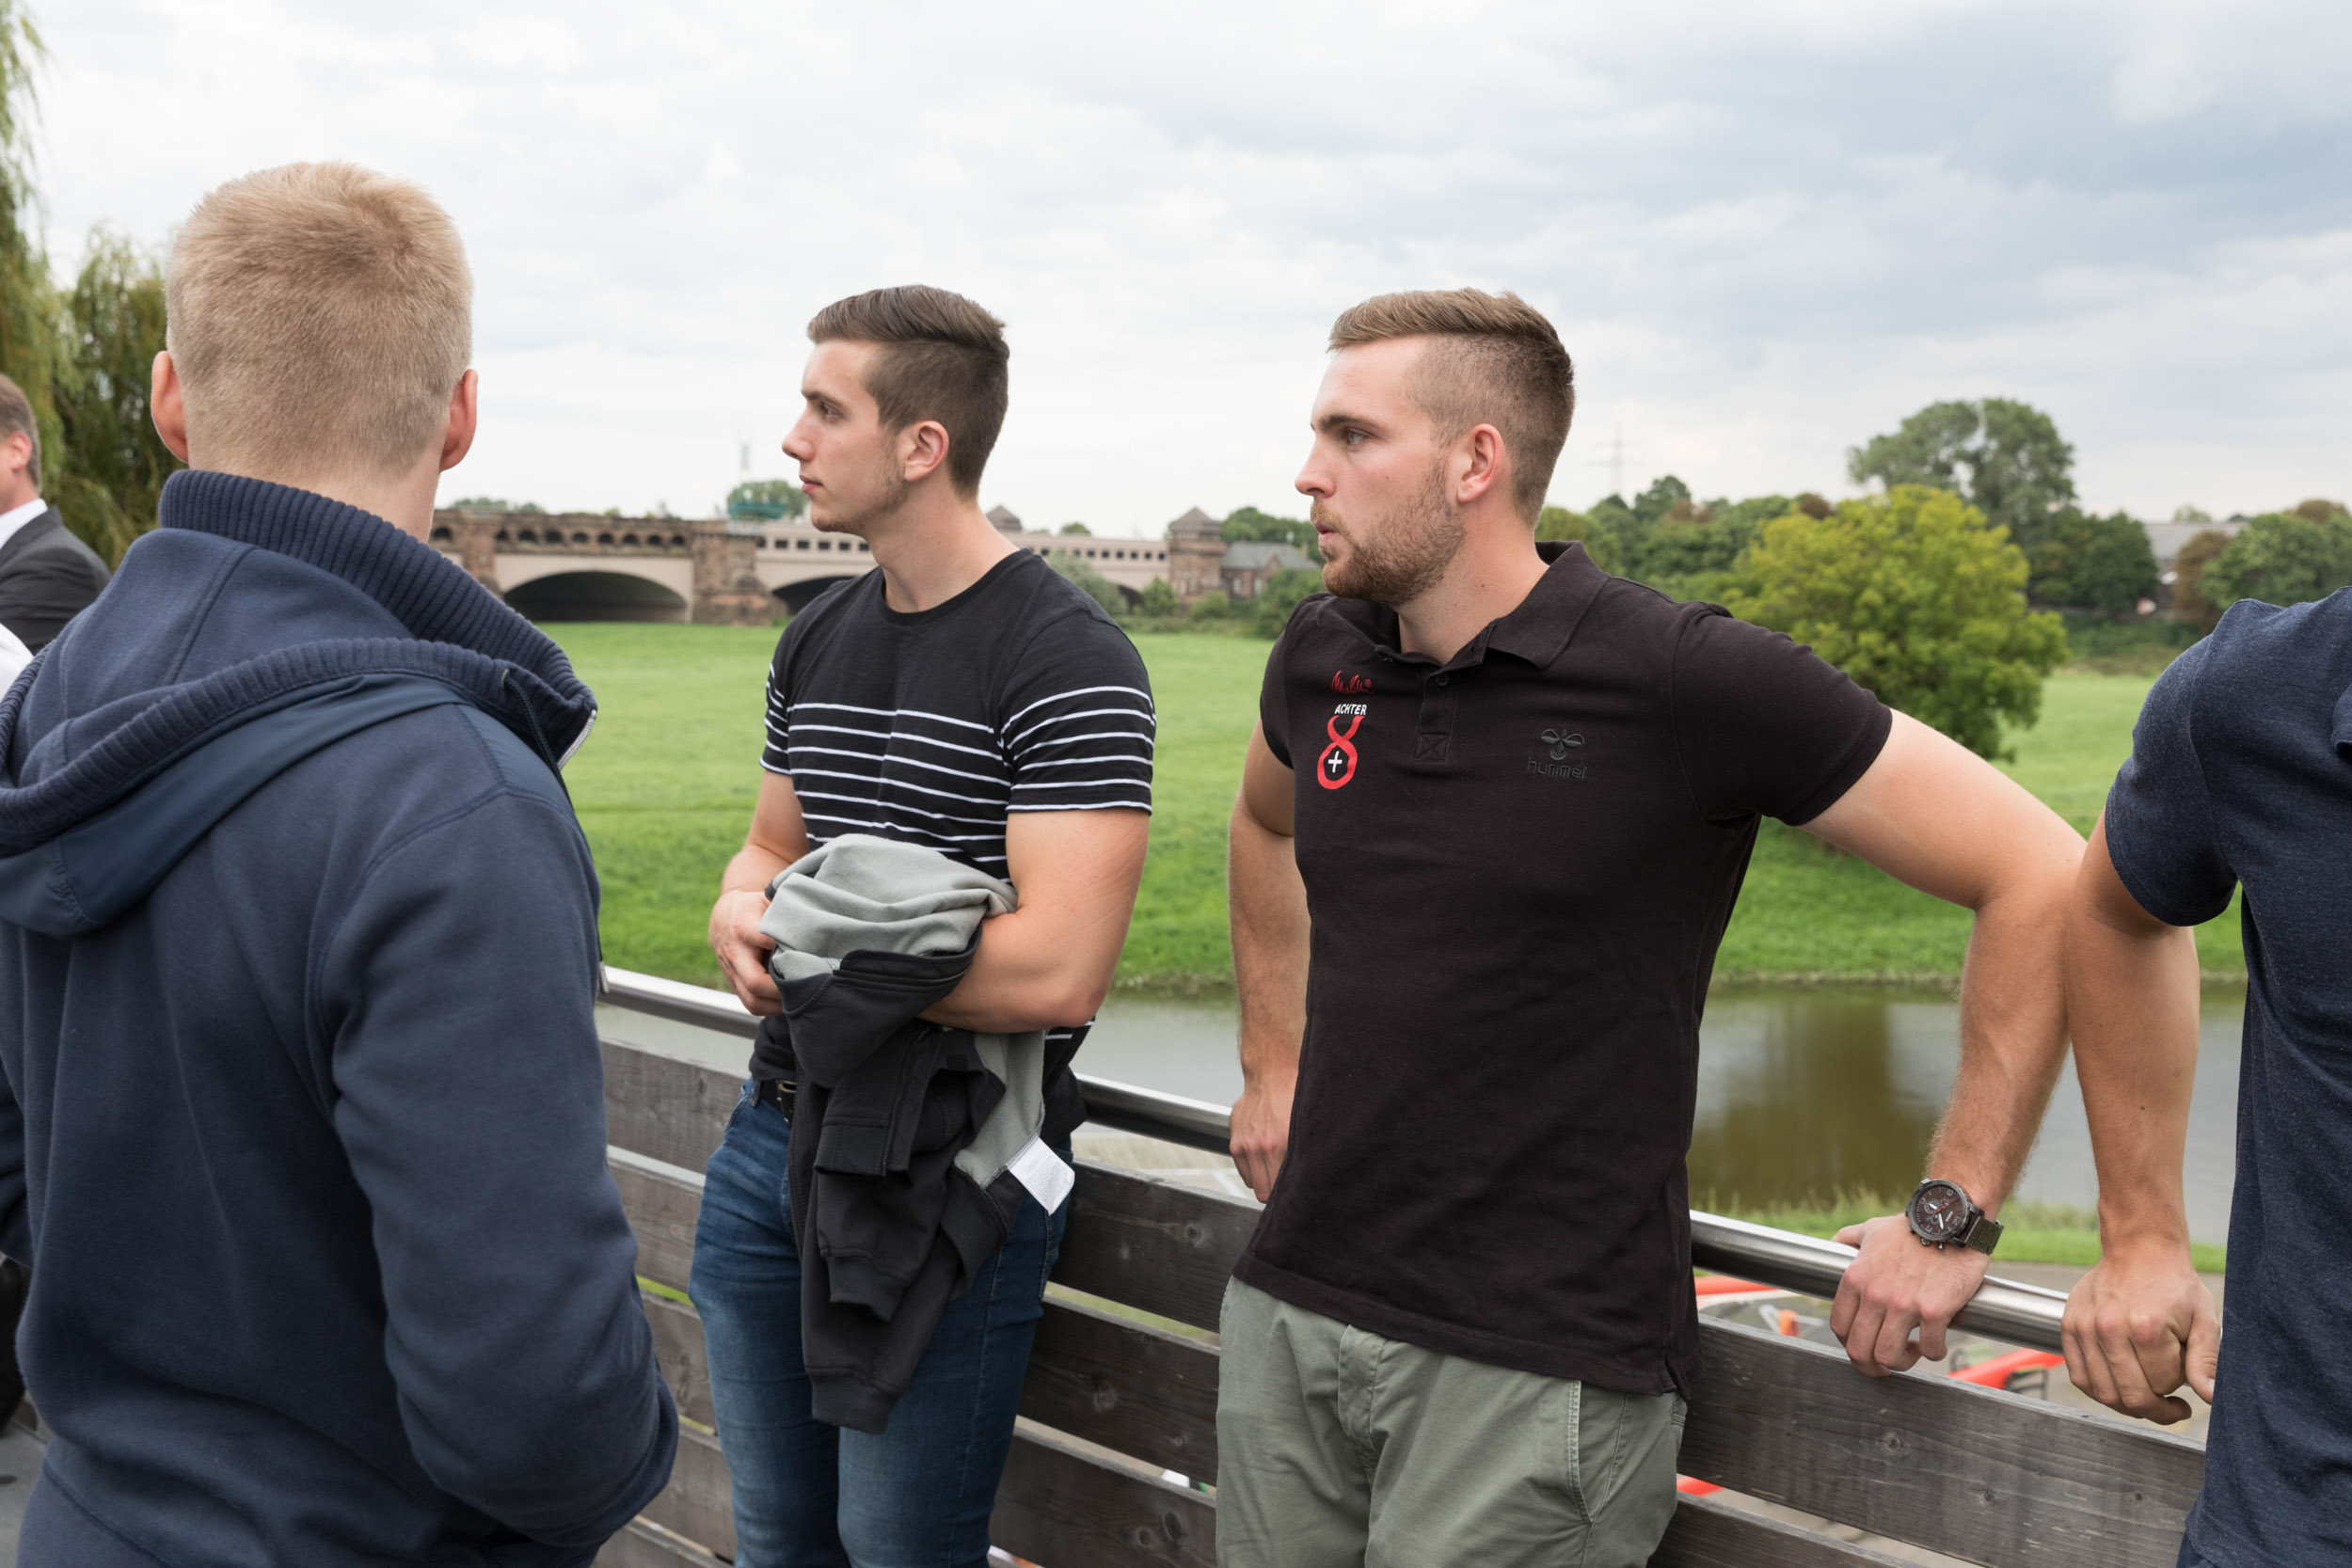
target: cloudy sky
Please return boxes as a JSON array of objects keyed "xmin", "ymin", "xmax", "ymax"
[{"xmin": 35, "ymin": 0, "xmax": 2352, "ymax": 534}]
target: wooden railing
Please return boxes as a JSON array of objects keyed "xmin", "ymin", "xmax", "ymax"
[{"xmin": 592, "ymin": 973, "xmax": 2204, "ymax": 1567}]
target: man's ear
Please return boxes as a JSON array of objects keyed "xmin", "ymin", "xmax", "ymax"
[
  {"xmin": 898, "ymin": 419, "xmax": 951, "ymax": 486},
  {"xmin": 439, "ymin": 370, "xmax": 480, "ymax": 473},
  {"xmin": 151, "ymin": 351, "xmax": 192, "ymax": 463},
  {"xmin": 1454, "ymin": 423, "xmax": 1507, "ymax": 509}
]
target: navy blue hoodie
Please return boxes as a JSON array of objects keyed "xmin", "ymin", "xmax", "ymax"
[{"xmin": 0, "ymin": 472, "xmax": 676, "ymax": 1565}]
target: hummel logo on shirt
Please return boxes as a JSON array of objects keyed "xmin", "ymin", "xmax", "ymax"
[{"xmin": 1529, "ymin": 726, "xmax": 1586, "ymax": 779}]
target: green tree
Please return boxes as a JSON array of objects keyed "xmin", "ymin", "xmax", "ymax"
[
  {"xmin": 1727, "ymin": 485, "xmax": 2066, "ymax": 759},
  {"xmin": 726, "ymin": 479, "xmax": 807, "ymax": 520},
  {"xmin": 0, "ymin": 2, "xmax": 57, "ymax": 493},
  {"xmin": 1630, "ymin": 475, "xmax": 1692, "ymax": 526},
  {"xmin": 1137, "ymin": 578, "xmax": 1180, "ymax": 618},
  {"xmin": 52, "ymin": 229, "xmax": 179, "ymax": 563},
  {"xmin": 1548, "ymin": 494, "xmax": 1644, "ymax": 573},
  {"xmin": 1635, "ymin": 495, "xmax": 1785, "ymax": 600},
  {"xmin": 2169, "ymin": 528, "xmax": 2233, "ymax": 632},
  {"xmin": 2201, "ymin": 509, "xmax": 2352, "ymax": 614},
  {"xmin": 1222, "ymin": 505, "xmax": 1318, "ymax": 558},
  {"xmin": 450, "ymin": 496, "xmax": 544, "ymax": 513},
  {"xmin": 1534, "ymin": 504, "xmax": 1624, "ymax": 574},
  {"xmin": 2026, "ymin": 509, "xmax": 2158, "ymax": 615},
  {"xmin": 1047, "ymin": 549, "xmax": 1127, "ymax": 617},
  {"xmin": 1189, "ymin": 589, "xmax": 1232, "ymax": 622},
  {"xmin": 1058, "ymin": 521, "xmax": 1091, "ymax": 535},
  {"xmin": 1847, "ymin": 399, "xmax": 2075, "ymax": 551},
  {"xmin": 1252, "ymin": 567, "xmax": 1323, "ymax": 638}
]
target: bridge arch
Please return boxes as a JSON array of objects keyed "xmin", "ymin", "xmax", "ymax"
[
  {"xmin": 773, "ymin": 576, "xmax": 861, "ymax": 614},
  {"xmin": 504, "ymin": 570, "xmax": 690, "ymax": 624}
]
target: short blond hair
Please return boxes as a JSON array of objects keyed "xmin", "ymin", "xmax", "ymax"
[
  {"xmin": 167, "ymin": 163, "xmax": 472, "ymax": 480},
  {"xmin": 1328, "ymin": 289, "xmax": 1575, "ymax": 521}
]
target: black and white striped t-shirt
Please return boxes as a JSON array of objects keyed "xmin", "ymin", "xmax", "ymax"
[
  {"xmin": 761, "ymin": 552, "xmax": 1154, "ymax": 863},
  {"xmin": 751, "ymin": 550, "xmax": 1154, "ymax": 1080}
]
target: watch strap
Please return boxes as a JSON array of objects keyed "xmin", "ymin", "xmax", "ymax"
[{"xmin": 1960, "ymin": 1212, "xmax": 2004, "ymax": 1255}]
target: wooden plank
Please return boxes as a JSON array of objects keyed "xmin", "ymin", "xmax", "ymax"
[
  {"xmin": 612, "ymin": 1150, "xmax": 703, "ymax": 1295},
  {"xmin": 596, "ymin": 1516, "xmax": 728, "ymax": 1568},
  {"xmin": 1653, "ymin": 1491, "xmax": 1922, "ymax": 1568},
  {"xmin": 991, "ymin": 1420, "xmax": 1216, "ymax": 1568},
  {"xmin": 1681, "ymin": 1320, "xmax": 2201, "ymax": 1568},
  {"xmin": 603, "ymin": 1038, "xmax": 740, "ymax": 1173},
  {"xmin": 1021, "ymin": 1297, "xmax": 1221, "ymax": 1482},
  {"xmin": 643, "ymin": 1291, "xmax": 715, "ymax": 1430},
  {"xmin": 1051, "ymin": 1162, "xmax": 1260, "ymax": 1332},
  {"xmin": 639, "ymin": 1424, "xmax": 736, "ymax": 1562}
]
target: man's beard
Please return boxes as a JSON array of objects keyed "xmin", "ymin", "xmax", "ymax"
[
  {"xmin": 811, "ymin": 454, "xmax": 911, "ymax": 537},
  {"xmin": 1312, "ymin": 466, "xmax": 1463, "ymax": 607}
]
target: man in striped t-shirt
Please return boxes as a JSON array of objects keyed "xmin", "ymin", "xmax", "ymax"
[{"xmin": 695, "ymin": 285, "xmax": 1153, "ymax": 1568}]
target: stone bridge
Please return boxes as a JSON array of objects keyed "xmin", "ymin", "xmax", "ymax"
[{"xmin": 429, "ymin": 507, "xmax": 1179, "ymax": 624}]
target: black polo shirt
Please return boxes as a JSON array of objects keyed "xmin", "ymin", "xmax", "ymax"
[{"xmin": 1232, "ymin": 542, "xmax": 1891, "ymax": 1396}]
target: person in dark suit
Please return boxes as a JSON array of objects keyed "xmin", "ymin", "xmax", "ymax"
[{"xmin": 0, "ymin": 374, "xmax": 110, "ymax": 652}]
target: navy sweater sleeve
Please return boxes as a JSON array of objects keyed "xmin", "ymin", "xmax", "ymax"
[{"xmin": 317, "ymin": 721, "xmax": 675, "ymax": 1545}]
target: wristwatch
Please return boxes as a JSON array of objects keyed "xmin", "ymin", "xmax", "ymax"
[{"xmin": 1905, "ymin": 1178, "xmax": 2003, "ymax": 1254}]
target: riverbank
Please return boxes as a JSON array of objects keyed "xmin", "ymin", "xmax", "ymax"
[
  {"xmin": 1073, "ymin": 1130, "xmax": 2226, "ymax": 1273},
  {"xmin": 548, "ymin": 625, "xmax": 2243, "ymax": 991}
]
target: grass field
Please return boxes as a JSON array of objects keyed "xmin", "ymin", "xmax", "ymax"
[
  {"xmin": 549, "ymin": 625, "xmax": 2242, "ymax": 990},
  {"xmin": 1698, "ymin": 1190, "xmax": 2228, "ymax": 1274}
]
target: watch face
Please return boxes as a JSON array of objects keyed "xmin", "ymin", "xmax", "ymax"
[{"xmin": 1913, "ymin": 1180, "xmax": 1967, "ymax": 1242}]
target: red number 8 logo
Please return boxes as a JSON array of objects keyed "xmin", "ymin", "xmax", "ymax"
[{"xmin": 1318, "ymin": 713, "xmax": 1361, "ymax": 790}]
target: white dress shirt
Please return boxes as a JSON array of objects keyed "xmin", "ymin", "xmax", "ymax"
[
  {"xmin": 0, "ymin": 499, "xmax": 47, "ymax": 683},
  {"xmin": 0, "ymin": 496, "xmax": 46, "ymax": 555}
]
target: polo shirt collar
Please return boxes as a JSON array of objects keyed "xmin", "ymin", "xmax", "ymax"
[
  {"xmin": 1332, "ymin": 539, "xmax": 1606, "ymax": 670},
  {"xmin": 1484, "ymin": 541, "xmax": 1605, "ymax": 668}
]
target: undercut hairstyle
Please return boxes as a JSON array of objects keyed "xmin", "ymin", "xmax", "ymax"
[
  {"xmin": 167, "ymin": 163, "xmax": 472, "ymax": 482},
  {"xmin": 808, "ymin": 286, "xmax": 1009, "ymax": 497},
  {"xmin": 1327, "ymin": 289, "xmax": 1575, "ymax": 522},
  {"xmin": 0, "ymin": 375, "xmax": 39, "ymax": 487}
]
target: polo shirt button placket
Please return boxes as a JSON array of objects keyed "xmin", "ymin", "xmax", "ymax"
[{"xmin": 1417, "ymin": 671, "xmax": 1458, "ymax": 765}]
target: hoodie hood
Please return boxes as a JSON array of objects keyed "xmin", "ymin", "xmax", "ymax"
[{"xmin": 0, "ymin": 470, "xmax": 597, "ymax": 936}]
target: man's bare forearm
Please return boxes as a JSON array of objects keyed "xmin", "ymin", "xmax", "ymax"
[
  {"xmin": 1924, "ymin": 879, "xmax": 2074, "ymax": 1213},
  {"xmin": 1229, "ymin": 801, "xmax": 1308, "ymax": 1085},
  {"xmin": 721, "ymin": 843, "xmax": 793, "ymax": 899},
  {"xmin": 2067, "ymin": 857, "xmax": 2201, "ymax": 1251}
]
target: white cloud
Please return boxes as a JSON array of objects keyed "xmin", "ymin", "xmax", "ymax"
[{"xmin": 30, "ymin": 0, "xmax": 2352, "ymax": 529}]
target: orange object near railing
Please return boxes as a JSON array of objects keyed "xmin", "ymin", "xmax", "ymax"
[
  {"xmin": 1693, "ymin": 1274, "xmax": 1772, "ymax": 1296},
  {"xmin": 1950, "ymin": 1347, "xmax": 2065, "ymax": 1388},
  {"xmin": 1676, "ymin": 1475, "xmax": 1722, "ymax": 1496}
]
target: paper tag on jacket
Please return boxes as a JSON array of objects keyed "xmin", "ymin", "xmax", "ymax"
[{"xmin": 1007, "ymin": 1137, "xmax": 1075, "ymax": 1213}]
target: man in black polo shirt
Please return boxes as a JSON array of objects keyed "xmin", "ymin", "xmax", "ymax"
[
  {"xmin": 1218, "ymin": 289, "xmax": 2083, "ymax": 1566},
  {"xmin": 697, "ymin": 286, "xmax": 1152, "ymax": 1567}
]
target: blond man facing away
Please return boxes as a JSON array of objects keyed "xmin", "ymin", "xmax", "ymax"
[
  {"xmin": 0, "ymin": 165, "xmax": 675, "ymax": 1565},
  {"xmin": 1216, "ymin": 289, "xmax": 2084, "ymax": 1567}
]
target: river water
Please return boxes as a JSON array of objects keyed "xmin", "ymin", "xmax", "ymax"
[
  {"xmin": 608, "ymin": 986, "xmax": 2247, "ymax": 1248},
  {"xmin": 1085, "ymin": 987, "xmax": 2247, "ymax": 1245}
]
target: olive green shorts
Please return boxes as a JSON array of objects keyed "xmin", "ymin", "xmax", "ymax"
[{"xmin": 1216, "ymin": 1277, "xmax": 1685, "ymax": 1568}]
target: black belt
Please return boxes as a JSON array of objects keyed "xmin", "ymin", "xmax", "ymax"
[{"xmin": 755, "ymin": 1078, "xmax": 796, "ymax": 1116}]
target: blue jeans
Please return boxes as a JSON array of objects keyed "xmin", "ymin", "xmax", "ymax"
[{"xmin": 690, "ymin": 1085, "xmax": 1068, "ymax": 1568}]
